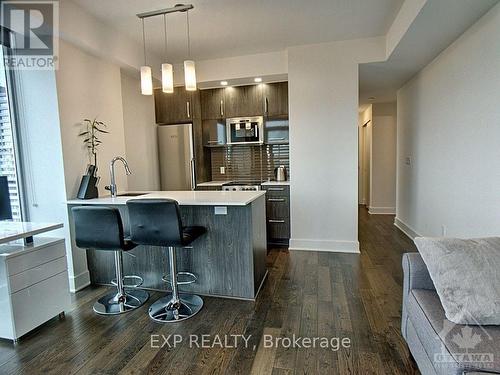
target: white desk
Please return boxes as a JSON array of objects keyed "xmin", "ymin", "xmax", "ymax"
[
  {"xmin": 0, "ymin": 222, "xmax": 63, "ymax": 245},
  {"xmin": 0, "ymin": 222, "xmax": 69, "ymax": 343}
]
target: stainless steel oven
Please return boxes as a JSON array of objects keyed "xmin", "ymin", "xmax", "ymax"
[{"xmin": 226, "ymin": 116, "xmax": 264, "ymax": 145}]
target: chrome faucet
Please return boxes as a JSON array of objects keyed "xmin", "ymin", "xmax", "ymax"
[{"xmin": 105, "ymin": 156, "xmax": 131, "ymax": 198}]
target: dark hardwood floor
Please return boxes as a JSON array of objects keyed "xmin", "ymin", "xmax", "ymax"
[{"xmin": 0, "ymin": 206, "xmax": 419, "ymax": 374}]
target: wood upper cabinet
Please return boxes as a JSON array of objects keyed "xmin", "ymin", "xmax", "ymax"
[
  {"xmin": 224, "ymin": 85, "xmax": 264, "ymax": 118},
  {"xmin": 200, "ymin": 88, "xmax": 225, "ymax": 119},
  {"xmin": 154, "ymin": 87, "xmax": 200, "ymax": 124},
  {"xmin": 263, "ymin": 82, "xmax": 288, "ymax": 117}
]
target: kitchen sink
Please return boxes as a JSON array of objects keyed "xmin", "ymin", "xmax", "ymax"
[{"xmin": 117, "ymin": 192, "xmax": 148, "ymax": 197}]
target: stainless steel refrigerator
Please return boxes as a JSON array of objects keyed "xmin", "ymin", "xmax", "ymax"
[{"xmin": 157, "ymin": 124, "xmax": 195, "ymax": 190}]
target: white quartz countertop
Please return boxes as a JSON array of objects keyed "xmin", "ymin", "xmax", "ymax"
[
  {"xmin": 261, "ymin": 181, "xmax": 290, "ymax": 186},
  {"xmin": 0, "ymin": 222, "xmax": 63, "ymax": 245},
  {"xmin": 67, "ymin": 190, "xmax": 266, "ymax": 206}
]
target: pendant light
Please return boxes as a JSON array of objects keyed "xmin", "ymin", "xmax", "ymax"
[
  {"xmin": 183, "ymin": 9, "xmax": 197, "ymax": 91},
  {"xmin": 161, "ymin": 14, "xmax": 174, "ymax": 93},
  {"xmin": 140, "ymin": 18, "xmax": 153, "ymax": 95}
]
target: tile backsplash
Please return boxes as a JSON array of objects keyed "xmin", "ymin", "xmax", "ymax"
[{"xmin": 211, "ymin": 144, "xmax": 290, "ymax": 182}]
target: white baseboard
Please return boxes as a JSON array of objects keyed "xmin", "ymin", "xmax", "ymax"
[
  {"xmin": 69, "ymin": 270, "xmax": 91, "ymax": 293},
  {"xmin": 368, "ymin": 206, "xmax": 396, "ymax": 215},
  {"xmin": 289, "ymin": 239, "xmax": 360, "ymax": 253},
  {"xmin": 394, "ymin": 217, "xmax": 421, "ymax": 240}
]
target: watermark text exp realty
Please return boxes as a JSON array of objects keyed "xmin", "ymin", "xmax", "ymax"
[{"xmin": 151, "ymin": 334, "xmax": 351, "ymax": 351}]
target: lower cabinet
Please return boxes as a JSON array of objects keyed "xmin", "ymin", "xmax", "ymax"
[{"xmin": 262, "ymin": 184, "xmax": 290, "ymax": 246}]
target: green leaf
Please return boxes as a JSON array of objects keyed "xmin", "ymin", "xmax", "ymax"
[{"xmin": 95, "ymin": 128, "xmax": 109, "ymax": 133}]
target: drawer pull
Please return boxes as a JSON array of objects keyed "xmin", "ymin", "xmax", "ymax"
[
  {"xmin": 268, "ymin": 187, "xmax": 285, "ymax": 191},
  {"xmin": 268, "ymin": 219, "xmax": 285, "ymax": 223},
  {"xmin": 268, "ymin": 198, "xmax": 285, "ymax": 202}
]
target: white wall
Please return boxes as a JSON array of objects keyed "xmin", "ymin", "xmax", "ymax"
[
  {"xmin": 120, "ymin": 71, "xmax": 160, "ymax": 190},
  {"xmin": 369, "ymin": 102, "xmax": 397, "ymax": 214},
  {"xmin": 56, "ymin": 40, "xmax": 129, "ymax": 198},
  {"xmin": 396, "ymin": 4, "xmax": 500, "ymax": 238},
  {"xmin": 13, "ymin": 69, "xmax": 74, "ymax": 286},
  {"xmin": 288, "ymin": 38, "xmax": 385, "ymax": 253},
  {"xmin": 55, "ymin": 40, "xmax": 130, "ymax": 290}
]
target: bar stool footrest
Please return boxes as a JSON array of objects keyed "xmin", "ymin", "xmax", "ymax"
[
  {"xmin": 162, "ymin": 272, "xmax": 197, "ymax": 286},
  {"xmin": 111, "ymin": 275, "xmax": 144, "ymax": 288}
]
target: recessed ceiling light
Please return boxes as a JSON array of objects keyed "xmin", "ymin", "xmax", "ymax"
[
  {"xmin": 220, "ymin": 81, "xmax": 228, "ymax": 86},
  {"xmin": 368, "ymin": 96, "xmax": 376, "ymax": 101},
  {"xmin": 254, "ymin": 77, "xmax": 262, "ymax": 83}
]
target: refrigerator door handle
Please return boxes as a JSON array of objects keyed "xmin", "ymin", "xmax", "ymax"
[{"xmin": 190, "ymin": 158, "xmax": 196, "ymax": 190}]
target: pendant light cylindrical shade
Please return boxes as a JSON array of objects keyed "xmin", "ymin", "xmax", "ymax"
[
  {"xmin": 161, "ymin": 15, "xmax": 174, "ymax": 94},
  {"xmin": 162, "ymin": 63, "xmax": 174, "ymax": 93},
  {"xmin": 141, "ymin": 66, "xmax": 153, "ymax": 95},
  {"xmin": 140, "ymin": 19, "xmax": 152, "ymax": 95},
  {"xmin": 184, "ymin": 60, "xmax": 196, "ymax": 91}
]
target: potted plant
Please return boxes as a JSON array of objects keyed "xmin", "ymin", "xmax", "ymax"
[
  {"xmin": 78, "ymin": 118, "xmax": 109, "ymax": 170},
  {"xmin": 76, "ymin": 118, "xmax": 108, "ymax": 199}
]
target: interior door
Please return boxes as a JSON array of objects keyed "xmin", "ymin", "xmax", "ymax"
[{"xmin": 157, "ymin": 124, "xmax": 194, "ymax": 190}]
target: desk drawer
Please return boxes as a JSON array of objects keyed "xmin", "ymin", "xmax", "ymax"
[
  {"xmin": 11, "ymin": 270, "xmax": 70, "ymax": 339},
  {"xmin": 9, "ymin": 256, "xmax": 67, "ymax": 294},
  {"xmin": 7, "ymin": 240, "xmax": 65, "ymax": 276}
]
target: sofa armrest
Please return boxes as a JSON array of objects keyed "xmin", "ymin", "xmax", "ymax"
[
  {"xmin": 401, "ymin": 252, "xmax": 435, "ymax": 339},
  {"xmin": 402, "ymin": 252, "xmax": 435, "ymax": 292}
]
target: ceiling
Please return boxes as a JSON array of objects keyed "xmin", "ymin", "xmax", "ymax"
[
  {"xmin": 359, "ymin": 0, "xmax": 499, "ymax": 106},
  {"xmin": 71, "ymin": 0, "xmax": 404, "ymax": 63}
]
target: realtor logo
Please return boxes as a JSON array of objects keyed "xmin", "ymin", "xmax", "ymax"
[
  {"xmin": 1, "ymin": 1, "xmax": 59, "ymax": 69},
  {"xmin": 434, "ymin": 318, "xmax": 495, "ymax": 370}
]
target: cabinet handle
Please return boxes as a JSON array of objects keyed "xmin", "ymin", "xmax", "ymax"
[
  {"xmin": 268, "ymin": 137, "xmax": 286, "ymax": 141},
  {"xmin": 190, "ymin": 158, "xmax": 196, "ymax": 190},
  {"xmin": 268, "ymin": 187, "xmax": 285, "ymax": 191},
  {"xmin": 268, "ymin": 198, "xmax": 285, "ymax": 202},
  {"xmin": 265, "ymin": 97, "xmax": 269, "ymax": 114},
  {"xmin": 207, "ymin": 140, "xmax": 220, "ymax": 144},
  {"xmin": 220, "ymin": 100, "xmax": 224, "ymax": 117},
  {"xmin": 268, "ymin": 219, "xmax": 285, "ymax": 223},
  {"xmin": 187, "ymin": 101, "xmax": 191, "ymax": 118}
]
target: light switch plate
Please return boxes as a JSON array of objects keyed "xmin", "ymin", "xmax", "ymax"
[
  {"xmin": 214, "ymin": 206, "xmax": 227, "ymax": 215},
  {"xmin": 220, "ymin": 166, "xmax": 225, "ymax": 174}
]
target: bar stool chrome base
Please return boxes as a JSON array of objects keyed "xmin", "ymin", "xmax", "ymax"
[
  {"xmin": 148, "ymin": 293, "xmax": 203, "ymax": 322},
  {"xmin": 94, "ymin": 289, "xmax": 149, "ymax": 315}
]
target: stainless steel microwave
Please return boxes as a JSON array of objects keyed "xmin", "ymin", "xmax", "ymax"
[{"xmin": 226, "ymin": 116, "xmax": 264, "ymax": 145}]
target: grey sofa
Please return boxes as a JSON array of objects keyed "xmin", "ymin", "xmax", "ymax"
[{"xmin": 402, "ymin": 253, "xmax": 500, "ymax": 375}]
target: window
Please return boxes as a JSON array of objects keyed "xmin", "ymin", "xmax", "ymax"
[{"xmin": 0, "ymin": 46, "xmax": 23, "ymax": 220}]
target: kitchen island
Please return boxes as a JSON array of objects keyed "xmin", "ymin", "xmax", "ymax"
[{"xmin": 67, "ymin": 191, "xmax": 267, "ymax": 300}]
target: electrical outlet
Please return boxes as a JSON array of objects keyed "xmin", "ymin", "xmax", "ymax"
[
  {"xmin": 220, "ymin": 166, "xmax": 225, "ymax": 174},
  {"xmin": 441, "ymin": 225, "xmax": 447, "ymax": 236},
  {"xmin": 405, "ymin": 157, "xmax": 412, "ymax": 166},
  {"xmin": 214, "ymin": 206, "xmax": 227, "ymax": 215}
]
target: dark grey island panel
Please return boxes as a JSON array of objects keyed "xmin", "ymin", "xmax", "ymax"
[{"xmin": 69, "ymin": 193, "xmax": 267, "ymax": 300}]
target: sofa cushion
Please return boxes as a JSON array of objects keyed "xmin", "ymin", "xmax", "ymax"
[
  {"xmin": 407, "ymin": 289, "xmax": 500, "ymax": 374},
  {"xmin": 414, "ymin": 237, "xmax": 500, "ymax": 325}
]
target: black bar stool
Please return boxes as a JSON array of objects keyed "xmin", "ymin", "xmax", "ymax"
[
  {"xmin": 127, "ymin": 199, "xmax": 206, "ymax": 323},
  {"xmin": 72, "ymin": 206, "xmax": 149, "ymax": 315}
]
